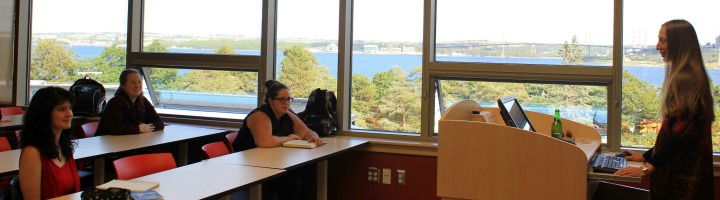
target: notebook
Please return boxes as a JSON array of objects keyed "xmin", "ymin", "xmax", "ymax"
[
  {"xmin": 283, "ymin": 140, "xmax": 320, "ymax": 149},
  {"xmin": 96, "ymin": 180, "xmax": 159, "ymax": 192},
  {"xmin": 131, "ymin": 190, "xmax": 164, "ymax": 200}
]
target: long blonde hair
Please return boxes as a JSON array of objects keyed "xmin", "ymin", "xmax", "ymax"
[{"xmin": 659, "ymin": 19, "xmax": 714, "ymax": 122}]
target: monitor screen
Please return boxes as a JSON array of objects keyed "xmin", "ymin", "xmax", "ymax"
[{"xmin": 497, "ymin": 95, "xmax": 535, "ymax": 132}]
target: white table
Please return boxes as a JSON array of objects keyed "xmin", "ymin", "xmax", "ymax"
[
  {"xmin": 51, "ymin": 160, "xmax": 286, "ymax": 200},
  {"xmin": 209, "ymin": 137, "xmax": 369, "ymax": 200}
]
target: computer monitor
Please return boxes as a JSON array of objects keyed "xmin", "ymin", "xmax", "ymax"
[{"xmin": 497, "ymin": 95, "xmax": 536, "ymax": 132}]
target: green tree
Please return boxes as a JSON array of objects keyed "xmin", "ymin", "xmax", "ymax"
[
  {"xmin": 215, "ymin": 44, "xmax": 235, "ymax": 55},
  {"xmin": 145, "ymin": 39, "xmax": 168, "ymax": 52},
  {"xmin": 370, "ymin": 66, "xmax": 422, "ymax": 133},
  {"xmin": 278, "ymin": 45, "xmax": 336, "ymax": 97},
  {"xmin": 560, "ymin": 35, "xmax": 583, "ymax": 65},
  {"xmin": 90, "ymin": 44, "xmax": 126, "ymax": 83},
  {"xmin": 143, "ymin": 40, "xmax": 178, "ymax": 90},
  {"xmin": 351, "ymin": 74, "xmax": 378, "ymax": 128},
  {"xmin": 621, "ymin": 70, "xmax": 660, "ymax": 135},
  {"xmin": 30, "ymin": 39, "xmax": 78, "ymax": 82}
]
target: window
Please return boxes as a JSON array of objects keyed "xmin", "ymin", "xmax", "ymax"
[
  {"xmin": 435, "ymin": 0, "xmax": 613, "ymax": 66},
  {"xmin": 435, "ymin": 80, "xmax": 608, "ymax": 142},
  {"xmin": 352, "ymin": 0, "xmax": 423, "ymax": 133},
  {"xmin": 144, "ymin": 67, "xmax": 258, "ymax": 118},
  {"xmin": 622, "ymin": 0, "xmax": 720, "ymax": 151},
  {"xmin": 29, "ymin": 0, "xmax": 127, "ymax": 99},
  {"xmin": 143, "ymin": 0, "xmax": 262, "ymax": 55},
  {"xmin": 277, "ymin": 0, "xmax": 339, "ymax": 113}
]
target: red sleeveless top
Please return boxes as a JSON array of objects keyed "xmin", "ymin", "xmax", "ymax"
[{"xmin": 40, "ymin": 153, "xmax": 80, "ymax": 199}]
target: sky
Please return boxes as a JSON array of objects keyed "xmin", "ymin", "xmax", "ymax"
[{"xmin": 31, "ymin": 0, "xmax": 720, "ymax": 45}]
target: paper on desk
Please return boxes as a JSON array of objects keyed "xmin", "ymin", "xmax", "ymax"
[{"xmin": 97, "ymin": 179, "xmax": 159, "ymax": 192}]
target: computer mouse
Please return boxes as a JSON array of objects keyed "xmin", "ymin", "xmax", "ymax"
[{"xmin": 615, "ymin": 152, "xmax": 631, "ymax": 157}]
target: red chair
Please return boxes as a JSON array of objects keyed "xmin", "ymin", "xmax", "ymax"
[
  {"xmin": 0, "ymin": 107, "xmax": 23, "ymax": 116},
  {"xmin": 202, "ymin": 141, "xmax": 230, "ymax": 159},
  {"xmin": 0, "ymin": 137, "xmax": 10, "ymax": 152},
  {"xmin": 113, "ymin": 153, "xmax": 176, "ymax": 180},
  {"xmin": 81, "ymin": 122, "xmax": 99, "ymax": 138},
  {"xmin": 0, "ymin": 137, "xmax": 9, "ymax": 188},
  {"xmin": 225, "ymin": 131, "xmax": 238, "ymax": 152}
]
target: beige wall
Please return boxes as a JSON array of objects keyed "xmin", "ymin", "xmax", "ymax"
[{"xmin": 0, "ymin": 0, "xmax": 15, "ymax": 104}]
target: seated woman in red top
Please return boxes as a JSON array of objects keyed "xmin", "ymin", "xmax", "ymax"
[
  {"xmin": 19, "ymin": 87, "xmax": 80, "ymax": 199},
  {"xmin": 96, "ymin": 69, "xmax": 164, "ymax": 136}
]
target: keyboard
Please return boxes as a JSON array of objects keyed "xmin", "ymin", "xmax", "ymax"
[{"xmin": 591, "ymin": 153, "xmax": 627, "ymax": 173}]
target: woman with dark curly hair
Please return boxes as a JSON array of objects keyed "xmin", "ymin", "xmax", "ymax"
[{"xmin": 19, "ymin": 86, "xmax": 80, "ymax": 199}]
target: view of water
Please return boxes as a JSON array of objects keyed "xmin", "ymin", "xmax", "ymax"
[{"xmin": 70, "ymin": 45, "xmax": 720, "ymax": 87}]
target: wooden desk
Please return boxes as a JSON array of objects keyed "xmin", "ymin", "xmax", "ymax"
[
  {"xmin": 209, "ymin": 137, "xmax": 367, "ymax": 169},
  {"xmin": 209, "ymin": 137, "xmax": 368, "ymax": 200},
  {"xmin": 0, "ymin": 148, "xmax": 108, "ymax": 178},
  {"xmin": 51, "ymin": 160, "xmax": 286, "ymax": 200},
  {"xmin": 437, "ymin": 100, "xmax": 639, "ymax": 200},
  {"xmin": 0, "ymin": 114, "xmax": 23, "ymax": 131}
]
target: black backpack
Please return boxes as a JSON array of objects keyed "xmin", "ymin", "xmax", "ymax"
[
  {"xmin": 69, "ymin": 76, "xmax": 107, "ymax": 117},
  {"xmin": 296, "ymin": 88, "xmax": 338, "ymax": 137}
]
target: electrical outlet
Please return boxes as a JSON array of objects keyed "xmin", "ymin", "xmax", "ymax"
[
  {"xmin": 367, "ymin": 167, "xmax": 380, "ymax": 183},
  {"xmin": 382, "ymin": 168, "xmax": 392, "ymax": 184},
  {"xmin": 397, "ymin": 169, "xmax": 406, "ymax": 185}
]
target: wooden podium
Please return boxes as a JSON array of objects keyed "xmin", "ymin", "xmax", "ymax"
[{"xmin": 437, "ymin": 100, "xmax": 605, "ymax": 200}]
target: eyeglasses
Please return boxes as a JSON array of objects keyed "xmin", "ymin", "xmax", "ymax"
[{"xmin": 272, "ymin": 97, "xmax": 294, "ymax": 103}]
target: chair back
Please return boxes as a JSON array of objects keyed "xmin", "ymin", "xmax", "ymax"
[
  {"xmin": 0, "ymin": 137, "xmax": 10, "ymax": 152},
  {"xmin": 0, "ymin": 107, "xmax": 23, "ymax": 116},
  {"xmin": 81, "ymin": 122, "xmax": 100, "ymax": 138},
  {"xmin": 225, "ymin": 131, "xmax": 238, "ymax": 152},
  {"xmin": 202, "ymin": 141, "xmax": 230, "ymax": 159},
  {"xmin": 113, "ymin": 153, "xmax": 176, "ymax": 180}
]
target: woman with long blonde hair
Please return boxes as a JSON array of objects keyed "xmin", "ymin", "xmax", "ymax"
[{"xmin": 616, "ymin": 19, "xmax": 715, "ymax": 199}]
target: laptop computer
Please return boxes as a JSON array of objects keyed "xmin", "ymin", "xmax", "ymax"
[{"xmin": 497, "ymin": 94, "xmax": 536, "ymax": 132}]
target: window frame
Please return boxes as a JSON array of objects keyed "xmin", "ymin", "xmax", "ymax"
[{"xmin": 16, "ymin": 0, "xmax": 716, "ymax": 155}]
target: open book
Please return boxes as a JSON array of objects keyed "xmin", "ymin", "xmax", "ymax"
[
  {"xmin": 283, "ymin": 140, "xmax": 321, "ymax": 149},
  {"xmin": 97, "ymin": 179, "xmax": 159, "ymax": 192}
]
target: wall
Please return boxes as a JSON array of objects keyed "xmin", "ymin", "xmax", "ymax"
[
  {"xmin": 0, "ymin": 0, "xmax": 14, "ymax": 104},
  {"xmin": 328, "ymin": 151, "xmax": 439, "ymax": 200},
  {"xmin": 328, "ymin": 150, "xmax": 720, "ymax": 200}
]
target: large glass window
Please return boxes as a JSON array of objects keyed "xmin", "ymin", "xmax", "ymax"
[
  {"xmin": 352, "ymin": 0, "xmax": 423, "ymax": 133},
  {"xmin": 143, "ymin": 0, "xmax": 262, "ymax": 55},
  {"xmin": 144, "ymin": 67, "xmax": 258, "ymax": 118},
  {"xmin": 622, "ymin": 0, "xmax": 720, "ymax": 151},
  {"xmin": 30, "ymin": 0, "xmax": 128, "ymax": 99},
  {"xmin": 435, "ymin": 80, "xmax": 608, "ymax": 142},
  {"xmin": 435, "ymin": 0, "xmax": 613, "ymax": 66},
  {"xmin": 276, "ymin": 0, "xmax": 339, "ymax": 113}
]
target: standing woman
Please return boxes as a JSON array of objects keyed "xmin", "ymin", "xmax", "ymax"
[
  {"xmin": 615, "ymin": 19, "xmax": 715, "ymax": 199},
  {"xmin": 19, "ymin": 87, "xmax": 80, "ymax": 199},
  {"xmin": 96, "ymin": 69, "xmax": 164, "ymax": 136}
]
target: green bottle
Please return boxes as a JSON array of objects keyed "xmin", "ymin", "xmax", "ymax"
[{"xmin": 551, "ymin": 109, "xmax": 564, "ymax": 139}]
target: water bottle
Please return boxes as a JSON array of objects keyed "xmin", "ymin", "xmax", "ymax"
[{"xmin": 551, "ymin": 109, "xmax": 564, "ymax": 139}]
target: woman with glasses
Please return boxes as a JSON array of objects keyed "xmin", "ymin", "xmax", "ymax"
[
  {"xmin": 232, "ymin": 80, "xmax": 323, "ymax": 152},
  {"xmin": 231, "ymin": 80, "xmax": 323, "ymax": 200}
]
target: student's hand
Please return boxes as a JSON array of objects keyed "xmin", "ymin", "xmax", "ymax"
[
  {"xmin": 613, "ymin": 166, "xmax": 645, "ymax": 177},
  {"xmin": 139, "ymin": 123, "xmax": 155, "ymax": 133},
  {"xmin": 622, "ymin": 150, "xmax": 645, "ymax": 162},
  {"xmin": 307, "ymin": 135, "xmax": 324, "ymax": 147},
  {"xmin": 286, "ymin": 134, "xmax": 301, "ymax": 142}
]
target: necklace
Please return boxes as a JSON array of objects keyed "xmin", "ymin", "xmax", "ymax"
[{"xmin": 56, "ymin": 147, "xmax": 64, "ymax": 162}]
